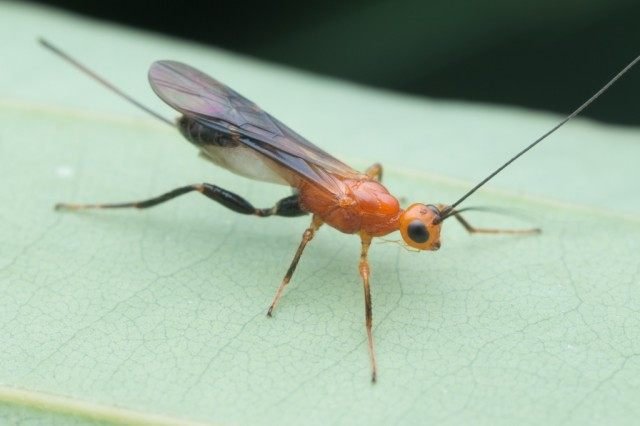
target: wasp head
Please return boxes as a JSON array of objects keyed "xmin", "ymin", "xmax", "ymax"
[{"xmin": 398, "ymin": 203, "xmax": 445, "ymax": 250}]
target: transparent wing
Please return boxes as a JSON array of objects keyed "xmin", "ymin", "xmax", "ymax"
[{"xmin": 148, "ymin": 61, "xmax": 364, "ymax": 191}]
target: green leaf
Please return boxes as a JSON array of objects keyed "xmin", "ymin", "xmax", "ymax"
[{"xmin": 2, "ymin": 3, "xmax": 640, "ymax": 425}]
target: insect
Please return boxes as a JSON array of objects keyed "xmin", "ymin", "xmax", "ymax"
[{"xmin": 40, "ymin": 39, "xmax": 639, "ymax": 382}]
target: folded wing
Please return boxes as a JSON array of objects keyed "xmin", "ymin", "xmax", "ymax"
[{"xmin": 149, "ymin": 61, "xmax": 364, "ymax": 192}]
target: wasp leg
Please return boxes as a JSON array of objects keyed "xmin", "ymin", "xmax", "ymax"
[
  {"xmin": 55, "ymin": 184, "xmax": 307, "ymax": 217},
  {"xmin": 365, "ymin": 163, "xmax": 383, "ymax": 182},
  {"xmin": 267, "ymin": 216, "xmax": 323, "ymax": 317},
  {"xmin": 453, "ymin": 213, "xmax": 541, "ymax": 235},
  {"xmin": 357, "ymin": 233, "xmax": 377, "ymax": 382}
]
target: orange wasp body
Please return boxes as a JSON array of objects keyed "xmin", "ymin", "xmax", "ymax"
[{"xmin": 41, "ymin": 39, "xmax": 639, "ymax": 382}]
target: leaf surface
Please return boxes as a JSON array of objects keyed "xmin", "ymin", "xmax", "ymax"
[{"xmin": 1, "ymin": 3, "xmax": 640, "ymax": 425}]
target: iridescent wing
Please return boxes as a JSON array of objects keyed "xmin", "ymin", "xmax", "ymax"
[{"xmin": 148, "ymin": 61, "xmax": 365, "ymax": 192}]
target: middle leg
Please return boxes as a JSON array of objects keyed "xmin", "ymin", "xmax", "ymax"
[
  {"xmin": 365, "ymin": 163, "xmax": 383, "ymax": 182},
  {"xmin": 358, "ymin": 233, "xmax": 378, "ymax": 382}
]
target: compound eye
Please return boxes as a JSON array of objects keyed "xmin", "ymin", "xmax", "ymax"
[{"xmin": 407, "ymin": 220, "xmax": 429, "ymax": 243}]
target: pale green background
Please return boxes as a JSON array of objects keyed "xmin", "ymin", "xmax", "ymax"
[{"xmin": 1, "ymin": 3, "xmax": 640, "ymax": 425}]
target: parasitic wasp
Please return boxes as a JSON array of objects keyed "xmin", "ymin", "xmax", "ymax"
[{"xmin": 40, "ymin": 38, "xmax": 639, "ymax": 382}]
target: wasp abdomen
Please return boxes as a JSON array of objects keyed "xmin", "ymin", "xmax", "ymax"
[{"xmin": 178, "ymin": 116, "xmax": 240, "ymax": 148}]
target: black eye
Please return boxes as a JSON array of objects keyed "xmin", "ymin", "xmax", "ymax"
[{"xmin": 407, "ymin": 220, "xmax": 429, "ymax": 243}]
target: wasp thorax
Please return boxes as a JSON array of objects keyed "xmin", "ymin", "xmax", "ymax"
[{"xmin": 399, "ymin": 204, "xmax": 443, "ymax": 250}]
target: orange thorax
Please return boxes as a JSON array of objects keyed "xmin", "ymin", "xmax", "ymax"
[{"xmin": 299, "ymin": 179, "xmax": 401, "ymax": 236}]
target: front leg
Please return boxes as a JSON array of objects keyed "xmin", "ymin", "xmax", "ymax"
[
  {"xmin": 358, "ymin": 233, "xmax": 378, "ymax": 382},
  {"xmin": 453, "ymin": 212, "xmax": 541, "ymax": 235},
  {"xmin": 267, "ymin": 216, "xmax": 323, "ymax": 316}
]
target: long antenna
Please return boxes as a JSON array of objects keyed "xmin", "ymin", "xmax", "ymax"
[
  {"xmin": 442, "ymin": 53, "xmax": 640, "ymax": 217},
  {"xmin": 39, "ymin": 38, "xmax": 175, "ymax": 127}
]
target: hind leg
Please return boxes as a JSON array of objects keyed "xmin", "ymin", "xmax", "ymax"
[{"xmin": 56, "ymin": 184, "xmax": 307, "ymax": 217}]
